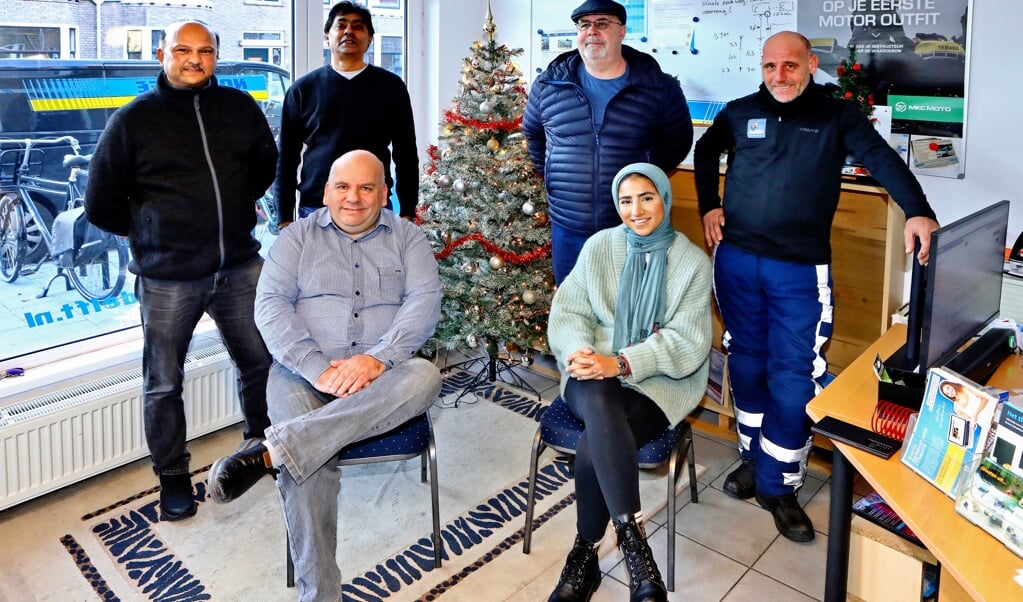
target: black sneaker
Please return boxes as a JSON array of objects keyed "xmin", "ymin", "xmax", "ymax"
[
  {"xmin": 722, "ymin": 457, "xmax": 756, "ymax": 499},
  {"xmin": 159, "ymin": 473, "xmax": 197, "ymax": 521},
  {"xmin": 755, "ymin": 491, "xmax": 815, "ymax": 542}
]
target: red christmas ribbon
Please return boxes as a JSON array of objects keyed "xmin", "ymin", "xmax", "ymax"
[
  {"xmin": 444, "ymin": 110, "xmax": 522, "ymax": 133},
  {"xmin": 434, "ymin": 232, "xmax": 551, "ymax": 264}
]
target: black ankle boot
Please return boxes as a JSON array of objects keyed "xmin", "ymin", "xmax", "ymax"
[
  {"xmin": 548, "ymin": 534, "xmax": 601, "ymax": 602},
  {"xmin": 613, "ymin": 515, "xmax": 666, "ymax": 602}
]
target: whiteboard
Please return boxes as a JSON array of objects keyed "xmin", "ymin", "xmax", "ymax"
[{"xmin": 530, "ymin": 0, "xmax": 796, "ymax": 123}]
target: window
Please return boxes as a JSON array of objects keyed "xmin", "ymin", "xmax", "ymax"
[
  {"xmin": 0, "ymin": 0, "xmax": 409, "ymax": 367},
  {"xmin": 0, "ymin": 25, "xmax": 62, "ymax": 59},
  {"xmin": 241, "ymin": 31, "xmax": 286, "ymax": 66},
  {"xmin": 379, "ymin": 35, "xmax": 403, "ymax": 78},
  {"xmin": 126, "ymin": 30, "xmax": 143, "ymax": 60}
]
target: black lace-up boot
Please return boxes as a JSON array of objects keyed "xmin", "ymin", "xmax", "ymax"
[
  {"xmin": 548, "ymin": 534, "xmax": 601, "ymax": 601},
  {"xmin": 613, "ymin": 514, "xmax": 667, "ymax": 602}
]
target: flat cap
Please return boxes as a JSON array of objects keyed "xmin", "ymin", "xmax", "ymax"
[{"xmin": 571, "ymin": 0, "xmax": 627, "ymax": 25}]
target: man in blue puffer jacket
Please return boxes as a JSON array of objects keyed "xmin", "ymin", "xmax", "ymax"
[{"xmin": 522, "ymin": 0, "xmax": 692, "ymax": 284}]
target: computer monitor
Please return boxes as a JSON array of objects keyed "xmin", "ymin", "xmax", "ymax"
[{"xmin": 902, "ymin": 200, "xmax": 1010, "ymax": 372}]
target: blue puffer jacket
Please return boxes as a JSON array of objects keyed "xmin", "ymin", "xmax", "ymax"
[{"xmin": 522, "ymin": 46, "xmax": 692, "ymax": 236}]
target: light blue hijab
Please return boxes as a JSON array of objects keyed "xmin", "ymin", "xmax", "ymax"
[{"xmin": 611, "ymin": 163, "xmax": 675, "ymax": 352}]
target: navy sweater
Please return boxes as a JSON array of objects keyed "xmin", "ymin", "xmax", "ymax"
[{"xmin": 274, "ymin": 65, "xmax": 418, "ymax": 219}]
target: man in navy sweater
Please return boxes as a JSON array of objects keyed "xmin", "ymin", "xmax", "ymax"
[
  {"xmin": 694, "ymin": 31, "xmax": 938, "ymax": 543},
  {"xmin": 274, "ymin": 2, "xmax": 418, "ymax": 225}
]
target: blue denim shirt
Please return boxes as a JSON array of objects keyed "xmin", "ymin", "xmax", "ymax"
[{"xmin": 255, "ymin": 208, "xmax": 442, "ymax": 384}]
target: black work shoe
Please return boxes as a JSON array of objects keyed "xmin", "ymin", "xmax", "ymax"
[
  {"xmin": 159, "ymin": 473, "xmax": 197, "ymax": 521},
  {"xmin": 723, "ymin": 457, "xmax": 756, "ymax": 499},
  {"xmin": 207, "ymin": 442, "xmax": 277, "ymax": 503},
  {"xmin": 548, "ymin": 534, "xmax": 601, "ymax": 602},
  {"xmin": 755, "ymin": 492, "xmax": 815, "ymax": 542}
]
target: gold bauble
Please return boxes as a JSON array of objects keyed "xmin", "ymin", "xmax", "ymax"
[
  {"xmin": 532, "ymin": 211, "xmax": 548, "ymax": 226},
  {"xmin": 489, "ymin": 256, "xmax": 505, "ymax": 270},
  {"xmin": 522, "ymin": 290, "xmax": 538, "ymax": 305},
  {"xmin": 486, "ymin": 137, "xmax": 500, "ymax": 152}
]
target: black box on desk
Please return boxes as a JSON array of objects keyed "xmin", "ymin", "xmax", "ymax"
[{"xmin": 877, "ymin": 355, "xmax": 926, "ymax": 411}]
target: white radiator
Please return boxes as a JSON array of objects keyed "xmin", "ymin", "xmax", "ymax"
[{"xmin": 0, "ymin": 343, "xmax": 242, "ymax": 511}]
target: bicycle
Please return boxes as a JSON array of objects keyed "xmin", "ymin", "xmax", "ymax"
[{"xmin": 0, "ymin": 135, "xmax": 128, "ymax": 301}]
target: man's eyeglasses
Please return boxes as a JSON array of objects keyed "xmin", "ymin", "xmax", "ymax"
[{"xmin": 575, "ymin": 19, "xmax": 622, "ymax": 32}]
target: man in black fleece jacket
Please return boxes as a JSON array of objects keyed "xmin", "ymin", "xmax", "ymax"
[
  {"xmin": 694, "ymin": 31, "xmax": 939, "ymax": 543},
  {"xmin": 274, "ymin": 1, "xmax": 419, "ymax": 225},
  {"xmin": 85, "ymin": 20, "xmax": 277, "ymax": 522}
]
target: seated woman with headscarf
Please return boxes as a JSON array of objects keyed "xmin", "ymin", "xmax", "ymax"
[{"xmin": 546, "ymin": 163, "xmax": 713, "ymax": 602}]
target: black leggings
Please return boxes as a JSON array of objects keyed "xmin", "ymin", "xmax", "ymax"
[{"xmin": 564, "ymin": 377, "xmax": 670, "ymax": 542}]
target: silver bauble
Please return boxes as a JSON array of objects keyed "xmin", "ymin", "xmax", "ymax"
[
  {"xmin": 436, "ymin": 174, "xmax": 453, "ymax": 188},
  {"xmin": 521, "ymin": 201, "xmax": 535, "ymax": 216},
  {"xmin": 479, "ymin": 100, "xmax": 494, "ymax": 114},
  {"xmin": 453, "ymin": 178, "xmax": 467, "ymax": 193}
]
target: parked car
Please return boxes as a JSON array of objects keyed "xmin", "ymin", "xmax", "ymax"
[{"xmin": 0, "ymin": 59, "xmax": 289, "ymax": 259}]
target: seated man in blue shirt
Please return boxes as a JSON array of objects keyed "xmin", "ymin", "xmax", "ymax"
[{"xmin": 206, "ymin": 149, "xmax": 443, "ymax": 600}]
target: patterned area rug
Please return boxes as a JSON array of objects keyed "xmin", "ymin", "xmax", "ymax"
[
  {"xmin": 64, "ymin": 369, "xmax": 574, "ymax": 601},
  {"xmin": 60, "ymin": 368, "xmax": 702, "ymax": 601}
]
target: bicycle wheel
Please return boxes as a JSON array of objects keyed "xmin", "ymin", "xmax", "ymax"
[
  {"xmin": 256, "ymin": 191, "xmax": 279, "ymax": 235},
  {"xmin": 0, "ymin": 194, "xmax": 26, "ymax": 283},
  {"xmin": 23, "ymin": 201, "xmax": 54, "ymax": 264},
  {"xmin": 68, "ymin": 234, "xmax": 128, "ymax": 301}
]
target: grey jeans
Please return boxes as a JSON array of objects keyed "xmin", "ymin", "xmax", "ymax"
[{"xmin": 265, "ymin": 357, "xmax": 441, "ymax": 601}]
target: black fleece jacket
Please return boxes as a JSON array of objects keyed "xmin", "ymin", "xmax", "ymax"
[
  {"xmin": 85, "ymin": 72, "xmax": 277, "ymax": 280},
  {"xmin": 694, "ymin": 82, "xmax": 935, "ymax": 265}
]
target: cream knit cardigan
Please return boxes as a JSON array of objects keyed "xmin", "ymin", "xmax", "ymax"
[{"xmin": 547, "ymin": 225, "xmax": 714, "ymax": 426}]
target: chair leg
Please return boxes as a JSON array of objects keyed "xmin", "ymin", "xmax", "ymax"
[
  {"xmin": 428, "ymin": 429, "xmax": 442, "ymax": 568},
  {"xmin": 286, "ymin": 530, "xmax": 295, "ymax": 588},
  {"xmin": 667, "ymin": 441, "xmax": 679, "ymax": 592},
  {"xmin": 421, "ymin": 447, "xmax": 428, "ymax": 483},
  {"xmin": 522, "ymin": 426, "xmax": 546, "ymax": 554},
  {"xmin": 685, "ymin": 422, "xmax": 699, "ymax": 504}
]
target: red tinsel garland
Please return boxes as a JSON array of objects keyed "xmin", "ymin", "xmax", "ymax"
[
  {"xmin": 435, "ymin": 232, "xmax": 551, "ymax": 263},
  {"xmin": 445, "ymin": 109, "xmax": 522, "ymax": 133}
]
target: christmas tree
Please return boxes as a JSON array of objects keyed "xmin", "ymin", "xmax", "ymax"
[
  {"xmin": 834, "ymin": 45, "xmax": 875, "ymax": 117},
  {"xmin": 416, "ymin": 5, "xmax": 553, "ymax": 361}
]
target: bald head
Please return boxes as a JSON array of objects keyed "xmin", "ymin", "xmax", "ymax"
[
  {"xmin": 157, "ymin": 21, "xmax": 217, "ymax": 88},
  {"xmin": 323, "ymin": 150, "xmax": 389, "ymax": 238},
  {"xmin": 761, "ymin": 30, "xmax": 818, "ymax": 103}
]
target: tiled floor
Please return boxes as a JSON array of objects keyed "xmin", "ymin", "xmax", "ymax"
[
  {"xmin": 0, "ymin": 351, "xmax": 844, "ymax": 601},
  {"xmin": 456, "ymin": 350, "xmax": 838, "ymax": 601}
]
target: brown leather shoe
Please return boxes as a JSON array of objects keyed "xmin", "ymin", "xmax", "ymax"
[
  {"xmin": 756, "ymin": 492, "xmax": 815, "ymax": 542},
  {"xmin": 207, "ymin": 442, "xmax": 277, "ymax": 503},
  {"xmin": 722, "ymin": 458, "xmax": 756, "ymax": 499}
]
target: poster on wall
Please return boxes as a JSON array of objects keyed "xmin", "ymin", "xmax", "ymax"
[
  {"xmin": 798, "ymin": 0, "xmax": 971, "ymax": 178},
  {"xmin": 529, "ymin": 0, "xmax": 971, "ymax": 178}
]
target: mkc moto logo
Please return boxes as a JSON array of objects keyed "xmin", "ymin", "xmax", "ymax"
[
  {"xmin": 889, "ymin": 95, "xmax": 962, "ymax": 123},
  {"xmin": 894, "ymin": 101, "xmax": 952, "ymax": 113}
]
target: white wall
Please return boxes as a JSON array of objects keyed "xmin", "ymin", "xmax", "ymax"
[{"xmin": 424, "ymin": 1, "xmax": 1023, "ymax": 238}]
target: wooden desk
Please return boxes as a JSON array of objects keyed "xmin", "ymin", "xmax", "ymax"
[{"xmin": 807, "ymin": 324, "xmax": 1023, "ymax": 601}]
